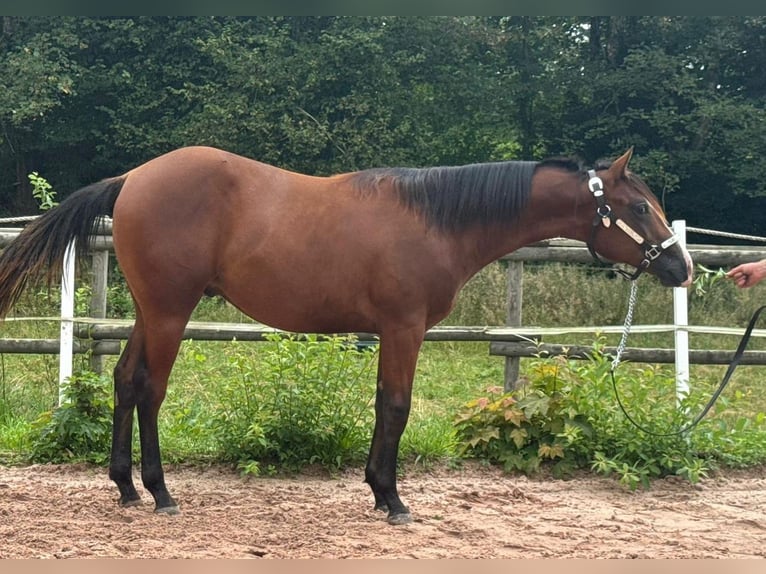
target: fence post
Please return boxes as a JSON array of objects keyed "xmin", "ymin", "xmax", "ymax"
[
  {"xmin": 89, "ymin": 250, "xmax": 109, "ymax": 374},
  {"xmin": 58, "ymin": 240, "xmax": 76, "ymax": 405},
  {"xmin": 504, "ymin": 260, "xmax": 523, "ymax": 390},
  {"xmin": 672, "ymin": 219, "xmax": 690, "ymax": 405}
]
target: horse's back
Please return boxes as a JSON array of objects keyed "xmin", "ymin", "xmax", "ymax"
[
  {"xmin": 118, "ymin": 146, "xmax": 293, "ymax": 206},
  {"xmin": 110, "ymin": 146, "xmax": 464, "ymax": 332},
  {"xmin": 113, "ymin": 146, "xmax": 314, "ymax": 246}
]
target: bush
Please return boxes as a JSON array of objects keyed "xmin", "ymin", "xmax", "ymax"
[
  {"xmin": 454, "ymin": 363, "xmax": 593, "ymax": 479},
  {"xmin": 209, "ymin": 333, "xmax": 377, "ymax": 475},
  {"xmin": 455, "ymin": 339, "xmax": 766, "ymax": 489},
  {"xmin": 28, "ymin": 371, "xmax": 112, "ymax": 464}
]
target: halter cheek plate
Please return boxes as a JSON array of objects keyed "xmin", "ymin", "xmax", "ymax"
[{"xmin": 586, "ymin": 169, "xmax": 679, "ymax": 281}]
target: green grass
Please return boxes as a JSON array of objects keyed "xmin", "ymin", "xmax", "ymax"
[{"xmin": 2, "ymin": 261, "xmax": 766, "ymax": 477}]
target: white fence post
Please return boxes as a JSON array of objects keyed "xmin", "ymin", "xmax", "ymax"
[
  {"xmin": 58, "ymin": 240, "xmax": 76, "ymax": 405},
  {"xmin": 672, "ymin": 220, "xmax": 690, "ymax": 405}
]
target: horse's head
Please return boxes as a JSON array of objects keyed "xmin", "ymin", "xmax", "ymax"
[{"xmin": 585, "ymin": 148, "xmax": 693, "ymax": 287}]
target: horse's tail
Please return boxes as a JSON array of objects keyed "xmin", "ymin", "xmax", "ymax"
[{"xmin": 0, "ymin": 176, "xmax": 126, "ymax": 319}]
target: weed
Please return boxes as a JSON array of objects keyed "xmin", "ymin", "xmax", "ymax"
[
  {"xmin": 27, "ymin": 371, "xmax": 112, "ymax": 464},
  {"xmin": 208, "ymin": 333, "xmax": 377, "ymax": 474},
  {"xmin": 454, "ymin": 339, "xmax": 766, "ymax": 489},
  {"xmin": 28, "ymin": 172, "xmax": 58, "ymax": 211}
]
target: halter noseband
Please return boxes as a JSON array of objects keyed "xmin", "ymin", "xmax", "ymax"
[{"xmin": 586, "ymin": 169, "xmax": 679, "ymax": 281}]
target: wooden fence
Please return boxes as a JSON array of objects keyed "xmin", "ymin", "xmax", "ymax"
[{"xmin": 2, "ymin": 224, "xmax": 766, "ymax": 391}]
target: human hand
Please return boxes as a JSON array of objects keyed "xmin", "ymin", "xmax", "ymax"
[{"xmin": 727, "ymin": 260, "xmax": 766, "ymax": 288}]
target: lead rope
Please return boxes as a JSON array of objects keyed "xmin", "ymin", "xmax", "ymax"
[{"xmin": 610, "ymin": 282, "xmax": 766, "ymax": 437}]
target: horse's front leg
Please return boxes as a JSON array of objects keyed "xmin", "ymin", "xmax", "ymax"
[{"xmin": 365, "ymin": 325, "xmax": 424, "ymax": 525}]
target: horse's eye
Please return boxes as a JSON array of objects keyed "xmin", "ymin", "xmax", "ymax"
[{"xmin": 633, "ymin": 202, "xmax": 650, "ymax": 216}]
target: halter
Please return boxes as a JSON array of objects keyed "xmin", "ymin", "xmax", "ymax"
[{"xmin": 586, "ymin": 169, "xmax": 679, "ymax": 281}]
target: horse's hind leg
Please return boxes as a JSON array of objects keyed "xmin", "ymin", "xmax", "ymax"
[
  {"xmin": 109, "ymin": 316, "xmax": 145, "ymax": 507},
  {"xmin": 109, "ymin": 307, "xmax": 192, "ymax": 514},
  {"xmin": 134, "ymin": 313, "xmax": 194, "ymax": 514}
]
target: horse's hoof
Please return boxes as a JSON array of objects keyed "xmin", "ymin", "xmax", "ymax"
[
  {"xmin": 155, "ymin": 505, "xmax": 180, "ymax": 516},
  {"xmin": 387, "ymin": 512, "xmax": 413, "ymax": 525},
  {"xmin": 120, "ymin": 498, "xmax": 142, "ymax": 508}
]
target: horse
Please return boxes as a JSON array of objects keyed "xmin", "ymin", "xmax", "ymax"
[{"xmin": 0, "ymin": 146, "xmax": 692, "ymax": 525}]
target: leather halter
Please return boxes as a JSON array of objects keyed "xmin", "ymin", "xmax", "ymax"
[{"xmin": 586, "ymin": 169, "xmax": 679, "ymax": 281}]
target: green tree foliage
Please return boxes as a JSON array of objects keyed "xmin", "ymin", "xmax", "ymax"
[
  {"xmin": 529, "ymin": 17, "xmax": 766, "ymax": 233},
  {"xmin": 0, "ymin": 17, "xmax": 81, "ymax": 211},
  {"xmin": 1, "ymin": 16, "xmax": 765, "ymax": 236}
]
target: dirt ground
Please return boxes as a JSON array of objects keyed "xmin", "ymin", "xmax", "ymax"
[{"xmin": 1, "ymin": 462, "xmax": 765, "ymax": 559}]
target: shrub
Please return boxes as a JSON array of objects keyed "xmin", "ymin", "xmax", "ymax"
[
  {"xmin": 454, "ymin": 339, "xmax": 766, "ymax": 489},
  {"xmin": 28, "ymin": 371, "xmax": 112, "ymax": 464},
  {"xmin": 454, "ymin": 362, "xmax": 593, "ymax": 478},
  {"xmin": 209, "ymin": 333, "xmax": 377, "ymax": 474}
]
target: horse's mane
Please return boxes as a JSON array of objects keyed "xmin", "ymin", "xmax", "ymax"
[
  {"xmin": 351, "ymin": 155, "xmax": 662, "ymax": 231},
  {"xmin": 352, "ymin": 161, "xmax": 539, "ymax": 231}
]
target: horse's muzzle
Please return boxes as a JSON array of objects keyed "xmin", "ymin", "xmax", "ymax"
[{"xmin": 657, "ymin": 247, "xmax": 693, "ymax": 287}]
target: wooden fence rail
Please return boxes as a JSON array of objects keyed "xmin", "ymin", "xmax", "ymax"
[
  {"xmin": 71, "ymin": 321, "xmax": 766, "ymax": 365},
  {"xmin": 2, "ymin": 225, "xmax": 766, "ymax": 388},
  {"xmin": 489, "ymin": 342, "xmax": 766, "ymax": 365}
]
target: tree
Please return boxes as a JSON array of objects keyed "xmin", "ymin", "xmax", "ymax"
[
  {"xmin": 0, "ymin": 17, "xmax": 81, "ymax": 212},
  {"xmin": 509, "ymin": 17, "xmax": 766, "ymax": 234},
  {"xmin": 1, "ymin": 16, "xmax": 764, "ymax": 239}
]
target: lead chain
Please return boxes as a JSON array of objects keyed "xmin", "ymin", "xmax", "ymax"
[{"xmin": 611, "ymin": 280, "xmax": 638, "ymax": 370}]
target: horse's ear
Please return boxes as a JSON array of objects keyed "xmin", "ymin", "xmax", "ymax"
[{"xmin": 609, "ymin": 147, "xmax": 634, "ymax": 178}]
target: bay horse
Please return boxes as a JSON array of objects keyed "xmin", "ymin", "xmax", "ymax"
[{"xmin": 0, "ymin": 146, "xmax": 692, "ymax": 525}]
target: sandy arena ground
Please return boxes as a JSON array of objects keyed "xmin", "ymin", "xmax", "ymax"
[{"xmin": 1, "ymin": 462, "xmax": 766, "ymax": 559}]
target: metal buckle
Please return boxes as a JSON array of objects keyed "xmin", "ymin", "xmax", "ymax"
[
  {"xmin": 645, "ymin": 244, "xmax": 662, "ymax": 261},
  {"xmin": 587, "ymin": 170, "xmax": 604, "ymax": 195}
]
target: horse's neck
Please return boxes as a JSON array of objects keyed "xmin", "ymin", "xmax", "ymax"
[{"xmin": 460, "ymin": 179, "xmax": 588, "ymax": 272}]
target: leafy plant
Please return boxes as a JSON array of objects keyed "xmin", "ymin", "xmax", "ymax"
[
  {"xmin": 74, "ymin": 285, "xmax": 92, "ymax": 316},
  {"xmin": 28, "ymin": 172, "xmax": 59, "ymax": 211},
  {"xmin": 209, "ymin": 333, "xmax": 377, "ymax": 474},
  {"xmin": 454, "ymin": 341, "xmax": 737, "ymax": 489},
  {"xmin": 692, "ymin": 264, "xmax": 728, "ymax": 297},
  {"xmin": 454, "ymin": 356, "xmax": 594, "ymax": 478},
  {"xmin": 564, "ymin": 345, "xmax": 715, "ymax": 489},
  {"xmin": 27, "ymin": 371, "xmax": 112, "ymax": 464}
]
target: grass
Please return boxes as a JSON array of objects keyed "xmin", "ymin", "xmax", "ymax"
[{"xmin": 2, "ymin": 261, "xmax": 766, "ymax": 475}]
